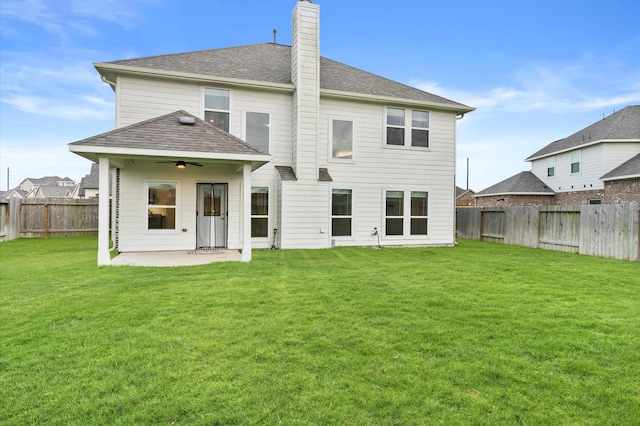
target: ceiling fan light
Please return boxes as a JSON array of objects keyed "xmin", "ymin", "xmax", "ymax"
[{"xmin": 176, "ymin": 161, "xmax": 187, "ymax": 169}]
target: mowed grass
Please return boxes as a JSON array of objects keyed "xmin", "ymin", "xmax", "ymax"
[{"xmin": 1, "ymin": 237, "xmax": 639, "ymax": 425}]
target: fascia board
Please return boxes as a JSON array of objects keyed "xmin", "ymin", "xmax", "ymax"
[
  {"xmin": 94, "ymin": 63, "xmax": 295, "ymax": 93},
  {"xmin": 474, "ymin": 192, "xmax": 555, "ymax": 197},
  {"xmin": 320, "ymin": 89, "xmax": 475, "ymax": 114},
  {"xmin": 526, "ymin": 139, "xmax": 640, "ymax": 162},
  {"xmin": 69, "ymin": 144, "xmax": 271, "ymax": 163},
  {"xmin": 601, "ymin": 174, "xmax": 640, "ymax": 182}
]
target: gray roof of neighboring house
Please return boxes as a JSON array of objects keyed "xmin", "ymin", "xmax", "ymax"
[
  {"xmin": 98, "ymin": 43, "xmax": 473, "ymax": 112},
  {"xmin": 69, "ymin": 110, "xmax": 267, "ymax": 157},
  {"xmin": 526, "ymin": 105, "xmax": 640, "ymax": 161},
  {"xmin": 456, "ymin": 186, "xmax": 474, "ymax": 198},
  {"xmin": 24, "ymin": 176, "xmax": 75, "ymax": 186},
  {"xmin": 36, "ymin": 186, "xmax": 74, "ymax": 198},
  {"xmin": 600, "ymin": 153, "xmax": 640, "ymax": 181},
  {"xmin": 475, "ymin": 171, "xmax": 556, "ymax": 196}
]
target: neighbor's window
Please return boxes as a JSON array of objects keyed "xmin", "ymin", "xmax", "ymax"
[
  {"xmin": 205, "ymin": 88, "xmax": 230, "ymax": 132},
  {"xmin": 410, "ymin": 191, "xmax": 428, "ymax": 235},
  {"xmin": 251, "ymin": 187, "xmax": 269, "ymax": 238},
  {"xmin": 332, "ymin": 189, "xmax": 352, "ymax": 237},
  {"xmin": 547, "ymin": 157, "xmax": 556, "ymax": 177},
  {"xmin": 246, "ymin": 112, "xmax": 270, "ymax": 153},
  {"xmin": 385, "ymin": 190, "xmax": 404, "ymax": 235},
  {"xmin": 386, "ymin": 108, "xmax": 429, "ymax": 147},
  {"xmin": 332, "ymin": 119, "xmax": 353, "ymax": 159},
  {"xmin": 571, "ymin": 151, "xmax": 581, "ymax": 174},
  {"xmin": 148, "ymin": 183, "xmax": 176, "ymax": 230}
]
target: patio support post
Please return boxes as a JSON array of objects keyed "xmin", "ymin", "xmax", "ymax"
[
  {"xmin": 97, "ymin": 157, "xmax": 111, "ymax": 266},
  {"xmin": 241, "ymin": 163, "xmax": 252, "ymax": 262}
]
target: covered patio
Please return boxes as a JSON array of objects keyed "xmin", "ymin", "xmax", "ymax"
[{"xmin": 110, "ymin": 249, "xmax": 242, "ymax": 267}]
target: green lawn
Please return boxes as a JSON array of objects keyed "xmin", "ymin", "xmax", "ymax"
[{"xmin": 1, "ymin": 237, "xmax": 639, "ymax": 425}]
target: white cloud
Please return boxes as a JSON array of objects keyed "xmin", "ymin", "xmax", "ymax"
[{"xmin": 2, "ymin": 95, "xmax": 113, "ymax": 120}]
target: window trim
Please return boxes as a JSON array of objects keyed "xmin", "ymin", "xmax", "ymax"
[
  {"xmin": 382, "ymin": 188, "xmax": 430, "ymax": 238},
  {"xmin": 251, "ymin": 186, "xmax": 269, "ymax": 239},
  {"xmin": 244, "ymin": 111, "xmax": 271, "ymax": 154},
  {"xmin": 571, "ymin": 150, "xmax": 581, "ymax": 174},
  {"xmin": 204, "ymin": 87, "xmax": 231, "ymax": 132},
  {"xmin": 384, "ymin": 107, "xmax": 431, "ymax": 150},
  {"xmin": 145, "ymin": 180, "xmax": 180, "ymax": 233},
  {"xmin": 329, "ymin": 118, "xmax": 355, "ymax": 163},
  {"xmin": 331, "ymin": 188, "xmax": 353, "ymax": 238}
]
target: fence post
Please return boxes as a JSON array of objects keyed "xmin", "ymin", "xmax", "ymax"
[{"xmin": 44, "ymin": 203, "xmax": 49, "ymax": 238}]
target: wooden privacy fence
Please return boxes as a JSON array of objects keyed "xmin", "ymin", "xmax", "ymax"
[
  {"xmin": 6, "ymin": 198, "xmax": 99, "ymax": 240},
  {"xmin": 456, "ymin": 203, "xmax": 640, "ymax": 261}
]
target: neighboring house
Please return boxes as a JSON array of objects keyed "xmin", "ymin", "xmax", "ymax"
[
  {"xmin": 16, "ymin": 176, "xmax": 77, "ymax": 199},
  {"xmin": 476, "ymin": 106, "xmax": 640, "ymax": 206},
  {"xmin": 455, "ymin": 186, "xmax": 476, "ymax": 207},
  {"xmin": 69, "ymin": 1, "xmax": 474, "ymax": 265},
  {"xmin": 0, "ymin": 188, "xmax": 28, "ymax": 199},
  {"xmin": 73, "ymin": 163, "xmax": 110, "ymax": 199}
]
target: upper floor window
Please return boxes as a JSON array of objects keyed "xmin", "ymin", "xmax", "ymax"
[
  {"xmin": 205, "ymin": 88, "xmax": 230, "ymax": 132},
  {"xmin": 547, "ymin": 157, "xmax": 555, "ymax": 177},
  {"xmin": 332, "ymin": 119, "xmax": 353, "ymax": 159},
  {"xmin": 246, "ymin": 112, "xmax": 270, "ymax": 153},
  {"xmin": 386, "ymin": 108, "xmax": 429, "ymax": 147},
  {"xmin": 571, "ymin": 151, "xmax": 581, "ymax": 174}
]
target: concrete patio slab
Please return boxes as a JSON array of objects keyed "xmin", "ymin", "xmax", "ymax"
[{"xmin": 110, "ymin": 249, "xmax": 242, "ymax": 267}]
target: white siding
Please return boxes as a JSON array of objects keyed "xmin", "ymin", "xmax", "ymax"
[
  {"xmin": 603, "ymin": 142, "xmax": 640, "ymax": 175},
  {"xmin": 532, "ymin": 142, "xmax": 640, "ymax": 192},
  {"xmin": 117, "ymin": 160, "xmax": 244, "ymax": 252},
  {"xmin": 117, "ymin": 76, "xmax": 201, "ymax": 128}
]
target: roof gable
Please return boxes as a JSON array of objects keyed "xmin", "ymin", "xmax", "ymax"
[
  {"xmin": 97, "ymin": 43, "xmax": 473, "ymax": 112},
  {"xmin": 476, "ymin": 171, "xmax": 555, "ymax": 196},
  {"xmin": 526, "ymin": 106, "xmax": 640, "ymax": 160}
]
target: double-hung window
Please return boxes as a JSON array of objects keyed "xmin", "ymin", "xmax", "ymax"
[
  {"xmin": 385, "ymin": 190, "xmax": 429, "ymax": 236},
  {"xmin": 332, "ymin": 189, "xmax": 352, "ymax": 237},
  {"xmin": 571, "ymin": 151, "xmax": 581, "ymax": 174},
  {"xmin": 331, "ymin": 119, "xmax": 353, "ymax": 159},
  {"xmin": 385, "ymin": 191, "xmax": 404, "ymax": 235},
  {"xmin": 147, "ymin": 183, "xmax": 177, "ymax": 230},
  {"xmin": 386, "ymin": 108, "xmax": 429, "ymax": 147},
  {"xmin": 205, "ymin": 88, "xmax": 230, "ymax": 132},
  {"xmin": 547, "ymin": 157, "xmax": 556, "ymax": 177},
  {"xmin": 410, "ymin": 191, "xmax": 429, "ymax": 235},
  {"xmin": 251, "ymin": 187, "xmax": 269, "ymax": 238},
  {"xmin": 246, "ymin": 112, "xmax": 270, "ymax": 153}
]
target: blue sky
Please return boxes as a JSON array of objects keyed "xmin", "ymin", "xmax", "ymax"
[{"xmin": 1, "ymin": 0, "xmax": 639, "ymax": 191}]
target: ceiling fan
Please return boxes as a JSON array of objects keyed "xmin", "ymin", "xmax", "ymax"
[{"xmin": 156, "ymin": 160, "xmax": 203, "ymax": 169}]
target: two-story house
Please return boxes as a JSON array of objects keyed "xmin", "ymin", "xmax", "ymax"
[
  {"xmin": 475, "ymin": 105, "xmax": 640, "ymax": 206},
  {"xmin": 69, "ymin": 0, "xmax": 474, "ymax": 265}
]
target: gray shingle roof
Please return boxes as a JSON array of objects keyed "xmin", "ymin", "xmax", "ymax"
[
  {"xmin": 600, "ymin": 153, "xmax": 640, "ymax": 180},
  {"xmin": 275, "ymin": 166, "xmax": 297, "ymax": 181},
  {"xmin": 99, "ymin": 43, "xmax": 473, "ymax": 111},
  {"xmin": 318, "ymin": 168, "xmax": 332, "ymax": 182},
  {"xmin": 475, "ymin": 171, "xmax": 555, "ymax": 196},
  {"xmin": 526, "ymin": 106, "xmax": 640, "ymax": 160},
  {"xmin": 69, "ymin": 110, "xmax": 267, "ymax": 156}
]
